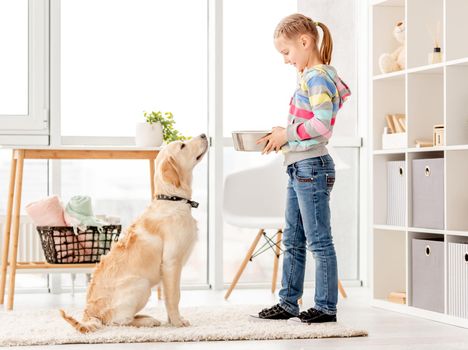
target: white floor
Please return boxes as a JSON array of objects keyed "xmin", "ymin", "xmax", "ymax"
[{"xmin": 6, "ymin": 287, "xmax": 468, "ymax": 350}]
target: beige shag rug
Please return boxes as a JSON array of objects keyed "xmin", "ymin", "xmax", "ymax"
[{"xmin": 0, "ymin": 305, "xmax": 367, "ymax": 346}]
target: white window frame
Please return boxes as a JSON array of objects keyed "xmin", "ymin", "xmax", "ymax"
[
  {"xmin": 4, "ymin": 0, "xmax": 366, "ymax": 292},
  {"xmin": 0, "ymin": 0, "xmax": 49, "ymax": 144}
]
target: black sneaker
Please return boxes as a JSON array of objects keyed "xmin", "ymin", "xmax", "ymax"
[
  {"xmin": 288, "ymin": 307, "xmax": 337, "ymax": 324},
  {"xmin": 249, "ymin": 304, "xmax": 296, "ymax": 321}
]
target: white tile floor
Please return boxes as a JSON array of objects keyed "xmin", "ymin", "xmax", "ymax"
[{"xmin": 6, "ymin": 287, "xmax": 468, "ymax": 350}]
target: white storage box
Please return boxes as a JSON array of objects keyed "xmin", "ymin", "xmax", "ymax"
[
  {"xmin": 411, "ymin": 238, "xmax": 445, "ymax": 313},
  {"xmin": 382, "ymin": 132, "xmax": 407, "ymax": 149},
  {"xmin": 448, "ymin": 242, "xmax": 468, "ymax": 319},
  {"xmin": 412, "ymin": 158, "xmax": 444, "ymax": 229},
  {"xmin": 387, "ymin": 161, "xmax": 406, "ymax": 226}
]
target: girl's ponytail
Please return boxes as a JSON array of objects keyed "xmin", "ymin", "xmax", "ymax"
[{"xmin": 316, "ymin": 22, "xmax": 333, "ymax": 65}]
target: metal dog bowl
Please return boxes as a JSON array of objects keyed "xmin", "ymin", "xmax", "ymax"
[{"xmin": 232, "ymin": 130, "xmax": 271, "ymax": 152}]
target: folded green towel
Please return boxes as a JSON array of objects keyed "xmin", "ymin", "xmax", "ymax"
[
  {"xmin": 64, "ymin": 196, "xmax": 111, "ymax": 249},
  {"xmin": 64, "ymin": 195, "xmax": 107, "ymax": 228}
]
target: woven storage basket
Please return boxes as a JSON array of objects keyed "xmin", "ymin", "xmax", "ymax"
[{"xmin": 36, "ymin": 225, "xmax": 121, "ymax": 264}]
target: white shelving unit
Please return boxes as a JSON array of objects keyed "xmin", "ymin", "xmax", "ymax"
[{"xmin": 370, "ymin": 0, "xmax": 468, "ymax": 328}]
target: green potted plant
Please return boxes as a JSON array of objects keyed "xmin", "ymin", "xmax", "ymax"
[{"xmin": 136, "ymin": 111, "xmax": 190, "ymax": 147}]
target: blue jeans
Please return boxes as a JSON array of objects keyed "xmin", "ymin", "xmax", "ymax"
[{"xmin": 279, "ymin": 154, "xmax": 338, "ymax": 316}]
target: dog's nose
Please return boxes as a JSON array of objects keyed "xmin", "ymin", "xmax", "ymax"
[{"xmin": 200, "ymin": 133, "xmax": 206, "ymax": 139}]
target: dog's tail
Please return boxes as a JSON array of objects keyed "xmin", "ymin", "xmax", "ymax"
[{"xmin": 59, "ymin": 309, "xmax": 103, "ymax": 334}]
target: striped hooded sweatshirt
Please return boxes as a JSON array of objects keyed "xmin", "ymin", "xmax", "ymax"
[{"xmin": 283, "ymin": 64, "xmax": 351, "ymax": 165}]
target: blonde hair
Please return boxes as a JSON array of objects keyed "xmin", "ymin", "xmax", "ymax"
[{"xmin": 274, "ymin": 13, "xmax": 333, "ymax": 65}]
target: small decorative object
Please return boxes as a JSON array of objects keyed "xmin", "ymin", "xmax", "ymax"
[
  {"xmin": 384, "ymin": 114, "xmax": 406, "ymax": 133},
  {"xmin": 393, "ymin": 114, "xmax": 406, "ymax": 133},
  {"xmin": 433, "ymin": 124, "xmax": 444, "ymax": 146},
  {"xmin": 136, "ymin": 111, "xmax": 190, "ymax": 147},
  {"xmin": 415, "ymin": 139, "xmax": 433, "ymax": 148},
  {"xmin": 382, "ymin": 113, "xmax": 406, "ymax": 149},
  {"xmin": 379, "ymin": 20, "xmax": 406, "ymax": 74},
  {"xmin": 388, "ymin": 291, "xmax": 406, "ymax": 304},
  {"xmin": 427, "ymin": 21, "xmax": 442, "ymax": 64}
]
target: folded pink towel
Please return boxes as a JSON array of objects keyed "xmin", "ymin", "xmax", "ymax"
[{"xmin": 25, "ymin": 195, "xmax": 67, "ymax": 227}]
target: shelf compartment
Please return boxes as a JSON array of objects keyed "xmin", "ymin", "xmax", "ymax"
[
  {"xmin": 372, "ymin": 2, "xmax": 405, "ymax": 76},
  {"xmin": 373, "ymin": 77, "xmax": 406, "ymax": 151},
  {"xmin": 407, "ymin": 0, "xmax": 444, "ymax": 68},
  {"xmin": 446, "ymin": 150, "xmax": 468, "ymax": 232},
  {"xmin": 446, "ymin": 235, "xmax": 468, "ymax": 319},
  {"xmin": 407, "ymin": 151, "xmax": 444, "ymax": 229},
  {"xmin": 373, "ymin": 153, "xmax": 406, "ymax": 226},
  {"xmin": 407, "ymin": 68, "xmax": 444, "ymax": 148},
  {"xmin": 446, "ymin": 64, "xmax": 468, "ymax": 146},
  {"xmin": 373, "ymin": 229, "xmax": 407, "ymax": 301},
  {"xmin": 446, "ymin": 0, "xmax": 468, "ymax": 61},
  {"xmin": 408, "ymin": 232, "xmax": 445, "ymax": 313}
]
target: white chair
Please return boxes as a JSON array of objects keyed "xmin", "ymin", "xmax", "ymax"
[
  {"xmin": 223, "ymin": 155, "xmax": 287, "ymax": 300},
  {"xmin": 223, "ymin": 154, "xmax": 347, "ymax": 300}
]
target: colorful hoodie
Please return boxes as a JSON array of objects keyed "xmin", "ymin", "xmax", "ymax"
[{"xmin": 283, "ymin": 64, "xmax": 351, "ymax": 165}]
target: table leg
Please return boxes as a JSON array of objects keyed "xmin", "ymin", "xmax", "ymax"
[
  {"xmin": 7, "ymin": 150, "xmax": 25, "ymax": 310},
  {"xmin": 149, "ymin": 159, "xmax": 155, "ymax": 200},
  {"xmin": 0, "ymin": 151, "xmax": 18, "ymax": 305}
]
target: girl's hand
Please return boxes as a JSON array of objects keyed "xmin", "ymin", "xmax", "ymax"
[{"xmin": 256, "ymin": 127, "xmax": 287, "ymax": 154}]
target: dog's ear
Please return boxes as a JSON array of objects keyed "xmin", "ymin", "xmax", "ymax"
[{"xmin": 161, "ymin": 156, "xmax": 181, "ymax": 187}]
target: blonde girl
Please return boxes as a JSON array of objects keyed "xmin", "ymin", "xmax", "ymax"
[{"xmin": 254, "ymin": 13, "xmax": 350, "ymax": 324}]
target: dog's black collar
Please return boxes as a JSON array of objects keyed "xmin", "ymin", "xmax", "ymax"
[{"xmin": 156, "ymin": 194, "xmax": 199, "ymax": 209}]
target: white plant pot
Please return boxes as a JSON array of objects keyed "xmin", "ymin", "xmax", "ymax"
[{"xmin": 135, "ymin": 122, "xmax": 164, "ymax": 147}]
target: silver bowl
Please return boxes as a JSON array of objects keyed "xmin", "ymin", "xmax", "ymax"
[{"xmin": 232, "ymin": 130, "xmax": 271, "ymax": 152}]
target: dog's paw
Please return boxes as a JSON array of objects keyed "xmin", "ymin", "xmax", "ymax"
[
  {"xmin": 145, "ymin": 318, "xmax": 162, "ymax": 327},
  {"xmin": 170, "ymin": 317, "xmax": 190, "ymax": 327}
]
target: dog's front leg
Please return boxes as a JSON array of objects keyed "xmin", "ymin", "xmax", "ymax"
[{"xmin": 162, "ymin": 262, "xmax": 189, "ymax": 327}]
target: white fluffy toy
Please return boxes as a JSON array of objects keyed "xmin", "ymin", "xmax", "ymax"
[{"xmin": 379, "ymin": 20, "xmax": 406, "ymax": 74}]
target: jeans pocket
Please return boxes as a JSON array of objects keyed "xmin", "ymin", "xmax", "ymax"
[
  {"xmin": 326, "ymin": 173, "xmax": 336, "ymax": 193},
  {"xmin": 296, "ymin": 167, "xmax": 314, "ymax": 183}
]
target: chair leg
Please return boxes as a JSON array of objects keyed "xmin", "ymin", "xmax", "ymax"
[
  {"xmin": 338, "ymin": 279, "xmax": 347, "ymax": 298},
  {"xmin": 271, "ymin": 229, "xmax": 282, "ymax": 294},
  {"xmin": 224, "ymin": 229, "xmax": 264, "ymax": 300}
]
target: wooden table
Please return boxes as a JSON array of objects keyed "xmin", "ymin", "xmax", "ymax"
[{"xmin": 0, "ymin": 147, "xmax": 160, "ymax": 310}]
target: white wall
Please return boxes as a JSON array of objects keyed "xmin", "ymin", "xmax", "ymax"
[{"xmin": 298, "ymin": 0, "xmax": 358, "ymax": 138}]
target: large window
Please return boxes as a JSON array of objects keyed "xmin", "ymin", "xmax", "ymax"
[
  {"xmin": 0, "ymin": 0, "xmax": 48, "ymax": 135},
  {"xmin": 222, "ymin": 0, "xmax": 360, "ymax": 285},
  {"xmin": 59, "ymin": 0, "xmax": 209, "ymax": 285},
  {"xmin": 223, "ymin": 0, "xmax": 295, "ymax": 135},
  {"xmin": 60, "ymin": 0, "xmax": 208, "ymax": 138},
  {"xmin": 0, "ymin": 0, "xmax": 362, "ymax": 292},
  {"xmin": 0, "ymin": 0, "xmax": 28, "ymax": 116}
]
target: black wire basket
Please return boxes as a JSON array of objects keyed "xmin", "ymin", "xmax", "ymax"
[{"xmin": 36, "ymin": 225, "xmax": 121, "ymax": 264}]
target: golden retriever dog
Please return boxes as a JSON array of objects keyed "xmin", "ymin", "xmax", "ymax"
[{"xmin": 60, "ymin": 134, "xmax": 208, "ymax": 333}]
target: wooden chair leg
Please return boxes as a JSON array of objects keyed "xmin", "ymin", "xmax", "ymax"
[
  {"xmin": 7, "ymin": 150, "xmax": 25, "ymax": 310},
  {"xmin": 338, "ymin": 279, "xmax": 347, "ymax": 298},
  {"xmin": 271, "ymin": 229, "xmax": 282, "ymax": 294},
  {"xmin": 0, "ymin": 152, "xmax": 17, "ymax": 305},
  {"xmin": 224, "ymin": 229, "xmax": 264, "ymax": 300}
]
